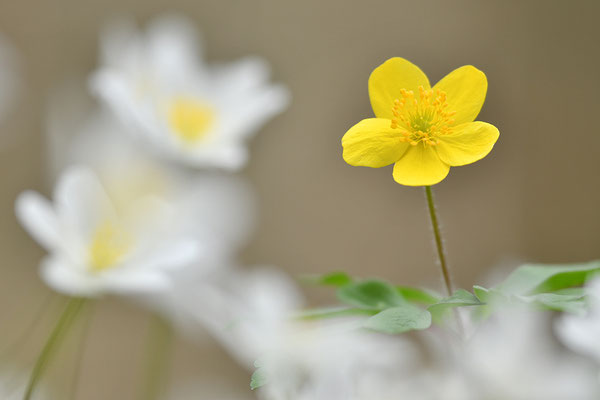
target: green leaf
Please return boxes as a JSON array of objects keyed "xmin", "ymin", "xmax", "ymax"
[
  {"xmin": 363, "ymin": 304, "xmax": 432, "ymax": 334},
  {"xmin": 303, "ymin": 271, "xmax": 353, "ymax": 287},
  {"xmin": 473, "ymin": 285, "xmax": 491, "ymax": 302},
  {"xmin": 397, "ymin": 286, "xmax": 441, "ymax": 305},
  {"xmin": 519, "ymin": 293, "xmax": 587, "ymax": 315},
  {"xmin": 496, "ymin": 260, "xmax": 600, "ymax": 295},
  {"xmin": 337, "ymin": 280, "xmax": 405, "ymax": 310},
  {"xmin": 250, "ymin": 367, "xmax": 267, "ymax": 390},
  {"xmin": 553, "ymin": 287, "xmax": 587, "ymax": 297},
  {"xmin": 295, "ymin": 307, "xmax": 377, "ymax": 320},
  {"xmin": 428, "ymin": 289, "xmax": 483, "ymax": 323}
]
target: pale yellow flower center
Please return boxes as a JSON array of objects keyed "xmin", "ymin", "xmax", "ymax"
[
  {"xmin": 168, "ymin": 97, "xmax": 215, "ymax": 144},
  {"xmin": 390, "ymin": 86, "xmax": 456, "ymax": 146},
  {"xmin": 88, "ymin": 220, "xmax": 131, "ymax": 272}
]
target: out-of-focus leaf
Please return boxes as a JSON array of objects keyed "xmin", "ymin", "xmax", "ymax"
[
  {"xmin": 473, "ymin": 285, "xmax": 491, "ymax": 302},
  {"xmin": 302, "ymin": 271, "xmax": 353, "ymax": 287},
  {"xmin": 295, "ymin": 307, "xmax": 376, "ymax": 320},
  {"xmin": 363, "ymin": 304, "xmax": 431, "ymax": 334},
  {"xmin": 337, "ymin": 280, "xmax": 405, "ymax": 310},
  {"xmin": 250, "ymin": 367, "xmax": 267, "ymax": 390},
  {"xmin": 428, "ymin": 289, "xmax": 483, "ymax": 322},
  {"xmin": 519, "ymin": 293, "xmax": 587, "ymax": 316},
  {"xmin": 397, "ymin": 286, "xmax": 441, "ymax": 305},
  {"xmin": 552, "ymin": 287, "xmax": 587, "ymax": 297},
  {"xmin": 496, "ymin": 261, "xmax": 600, "ymax": 295}
]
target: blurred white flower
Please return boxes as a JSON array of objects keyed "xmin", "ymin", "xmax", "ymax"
[
  {"xmin": 15, "ymin": 166, "xmax": 200, "ymax": 297},
  {"xmin": 150, "ymin": 266, "xmax": 302, "ymax": 366},
  {"xmin": 90, "ymin": 15, "xmax": 289, "ymax": 170},
  {"xmin": 43, "ymin": 88, "xmax": 256, "ymax": 317},
  {"xmin": 255, "ymin": 320, "xmax": 413, "ymax": 400},
  {"xmin": 556, "ymin": 278, "xmax": 600, "ymax": 364},
  {"xmin": 423, "ymin": 309, "xmax": 600, "ymax": 400},
  {"xmin": 45, "ymin": 107, "xmax": 255, "ymax": 254},
  {"xmin": 174, "ymin": 266, "xmax": 416, "ymax": 400}
]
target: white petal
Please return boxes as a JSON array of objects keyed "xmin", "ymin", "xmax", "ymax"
[
  {"xmin": 40, "ymin": 256, "xmax": 103, "ymax": 297},
  {"xmin": 210, "ymin": 56, "xmax": 271, "ymax": 94},
  {"xmin": 131, "ymin": 239, "xmax": 201, "ymax": 272},
  {"xmin": 177, "ymin": 144, "xmax": 248, "ymax": 170},
  {"xmin": 146, "ymin": 14, "xmax": 203, "ymax": 78},
  {"xmin": 55, "ymin": 166, "xmax": 115, "ymax": 241},
  {"xmin": 15, "ymin": 191, "xmax": 60, "ymax": 251},
  {"xmin": 100, "ymin": 270, "xmax": 170, "ymax": 294},
  {"xmin": 229, "ymin": 84, "xmax": 290, "ymax": 139}
]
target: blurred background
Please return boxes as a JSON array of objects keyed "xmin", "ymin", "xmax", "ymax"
[{"xmin": 0, "ymin": 0, "xmax": 599, "ymax": 398}]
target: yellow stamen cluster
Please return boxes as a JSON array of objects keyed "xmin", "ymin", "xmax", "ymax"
[
  {"xmin": 168, "ymin": 97, "xmax": 215, "ymax": 144},
  {"xmin": 89, "ymin": 220, "xmax": 131, "ymax": 272},
  {"xmin": 390, "ymin": 86, "xmax": 456, "ymax": 146}
]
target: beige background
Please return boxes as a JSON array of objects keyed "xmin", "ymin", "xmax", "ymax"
[{"xmin": 0, "ymin": 0, "xmax": 599, "ymax": 398}]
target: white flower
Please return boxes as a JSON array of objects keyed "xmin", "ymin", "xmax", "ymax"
[
  {"xmin": 431, "ymin": 309, "xmax": 600, "ymax": 400},
  {"xmin": 45, "ymin": 108, "xmax": 256, "ymax": 253},
  {"xmin": 174, "ymin": 266, "xmax": 416, "ymax": 400},
  {"xmin": 255, "ymin": 320, "xmax": 413, "ymax": 400},
  {"xmin": 556, "ymin": 278, "xmax": 600, "ymax": 364},
  {"xmin": 90, "ymin": 15, "xmax": 289, "ymax": 170},
  {"xmin": 15, "ymin": 166, "xmax": 200, "ymax": 297}
]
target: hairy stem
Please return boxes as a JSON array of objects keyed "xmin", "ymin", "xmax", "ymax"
[
  {"xmin": 424, "ymin": 186, "xmax": 464, "ymax": 335},
  {"xmin": 424, "ymin": 186, "xmax": 454, "ymax": 297}
]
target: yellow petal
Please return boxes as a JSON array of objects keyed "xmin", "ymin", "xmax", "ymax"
[
  {"xmin": 433, "ymin": 65, "xmax": 487, "ymax": 125},
  {"xmin": 368, "ymin": 57, "xmax": 430, "ymax": 119},
  {"xmin": 436, "ymin": 122, "xmax": 499, "ymax": 166},
  {"xmin": 342, "ymin": 118, "xmax": 409, "ymax": 168},
  {"xmin": 392, "ymin": 145, "xmax": 450, "ymax": 186}
]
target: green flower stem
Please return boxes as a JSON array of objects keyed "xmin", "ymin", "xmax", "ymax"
[
  {"xmin": 424, "ymin": 186, "xmax": 464, "ymax": 335},
  {"xmin": 424, "ymin": 186, "xmax": 454, "ymax": 297},
  {"xmin": 138, "ymin": 314, "xmax": 173, "ymax": 400},
  {"xmin": 24, "ymin": 297, "xmax": 87, "ymax": 400}
]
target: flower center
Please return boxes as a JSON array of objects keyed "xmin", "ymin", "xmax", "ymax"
[
  {"xmin": 168, "ymin": 97, "xmax": 215, "ymax": 144},
  {"xmin": 88, "ymin": 220, "xmax": 131, "ymax": 272},
  {"xmin": 390, "ymin": 86, "xmax": 456, "ymax": 146}
]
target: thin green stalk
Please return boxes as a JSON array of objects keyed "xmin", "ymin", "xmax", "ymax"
[
  {"xmin": 24, "ymin": 297, "xmax": 86, "ymax": 400},
  {"xmin": 424, "ymin": 186, "xmax": 464, "ymax": 335},
  {"xmin": 424, "ymin": 186, "xmax": 454, "ymax": 297},
  {"xmin": 138, "ymin": 314, "xmax": 173, "ymax": 400}
]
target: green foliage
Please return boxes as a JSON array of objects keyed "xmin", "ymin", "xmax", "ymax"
[
  {"xmin": 496, "ymin": 260, "xmax": 600, "ymax": 295},
  {"xmin": 337, "ymin": 280, "xmax": 405, "ymax": 310},
  {"xmin": 296, "ymin": 307, "xmax": 376, "ymax": 320},
  {"xmin": 364, "ymin": 303, "xmax": 432, "ymax": 334},
  {"xmin": 397, "ymin": 286, "xmax": 441, "ymax": 305},
  {"xmin": 427, "ymin": 289, "xmax": 483, "ymax": 323},
  {"xmin": 304, "ymin": 271, "xmax": 353, "ymax": 287},
  {"xmin": 250, "ymin": 365, "xmax": 267, "ymax": 390},
  {"xmin": 301, "ymin": 261, "xmax": 600, "ymax": 335},
  {"xmin": 523, "ymin": 292, "xmax": 587, "ymax": 315}
]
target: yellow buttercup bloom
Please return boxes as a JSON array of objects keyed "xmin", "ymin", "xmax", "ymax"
[{"xmin": 342, "ymin": 57, "xmax": 499, "ymax": 186}]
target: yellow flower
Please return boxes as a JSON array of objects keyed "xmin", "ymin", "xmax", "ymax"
[{"xmin": 342, "ymin": 57, "xmax": 499, "ymax": 186}]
